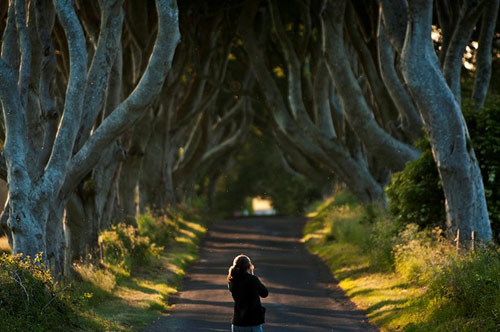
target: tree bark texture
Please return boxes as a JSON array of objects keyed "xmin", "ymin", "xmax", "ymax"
[{"xmin": 400, "ymin": 0, "xmax": 492, "ymax": 245}]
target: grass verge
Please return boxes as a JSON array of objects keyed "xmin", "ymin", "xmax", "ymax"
[
  {"xmin": 71, "ymin": 213, "xmax": 207, "ymax": 331},
  {"xmin": 303, "ymin": 192, "xmax": 500, "ymax": 332}
]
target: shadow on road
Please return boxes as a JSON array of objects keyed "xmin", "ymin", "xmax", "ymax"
[{"xmin": 145, "ymin": 217, "xmax": 378, "ymax": 332}]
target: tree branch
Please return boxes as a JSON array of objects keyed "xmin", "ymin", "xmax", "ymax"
[
  {"xmin": 42, "ymin": 0, "xmax": 88, "ymax": 196},
  {"xmin": 0, "ymin": 58, "xmax": 31, "ymax": 193},
  {"xmin": 75, "ymin": 0, "xmax": 125, "ymax": 150},
  {"xmin": 376, "ymin": 0, "xmax": 406, "ymax": 53},
  {"xmin": 377, "ymin": 14, "xmax": 422, "ymax": 140},
  {"xmin": 321, "ymin": 0, "xmax": 419, "ymax": 171},
  {"xmin": 15, "ymin": 0, "xmax": 32, "ymax": 109},
  {"xmin": 472, "ymin": 0, "xmax": 500, "ymax": 109},
  {"xmin": 1, "ymin": 1, "xmax": 19, "ymax": 75},
  {"xmin": 62, "ymin": 0, "xmax": 180, "ymax": 198},
  {"xmin": 36, "ymin": 0, "xmax": 58, "ymax": 169},
  {"xmin": 442, "ymin": 0, "xmax": 487, "ymax": 103}
]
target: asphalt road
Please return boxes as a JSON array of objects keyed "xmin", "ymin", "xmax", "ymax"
[{"xmin": 144, "ymin": 216, "xmax": 377, "ymax": 332}]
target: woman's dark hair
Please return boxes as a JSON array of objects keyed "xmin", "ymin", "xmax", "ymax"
[{"xmin": 227, "ymin": 254, "xmax": 254, "ymax": 282}]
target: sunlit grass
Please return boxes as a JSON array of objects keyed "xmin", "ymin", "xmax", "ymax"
[
  {"xmin": 73, "ymin": 215, "xmax": 207, "ymax": 331},
  {"xmin": 304, "ymin": 194, "xmax": 500, "ymax": 332},
  {"xmin": 304, "ymin": 208, "xmax": 426, "ymax": 331}
]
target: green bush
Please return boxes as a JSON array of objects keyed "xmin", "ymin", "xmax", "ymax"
[
  {"xmin": 99, "ymin": 223, "xmax": 162, "ymax": 274},
  {"xmin": 366, "ymin": 212, "xmax": 402, "ymax": 270},
  {"xmin": 323, "ymin": 205, "xmax": 369, "ymax": 245},
  {"xmin": 0, "ymin": 254, "xmax": 76, "ymax": 332},
  {"xmin": 137, "ymin": 212, "xmax": 179, "ymax": 246},
  {"xmin": 386, "ymin": 139, "xmax": 445, "ymax": 229}
]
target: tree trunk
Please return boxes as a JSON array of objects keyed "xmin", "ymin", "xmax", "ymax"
[
  {"xmin": 139, "ymin": 110, "xmax": 168, "ymax": 213},
  {"xmin": 45, "ymin": 202, "xmax": 66, "ymax": 278},
  {"xmin": 8, "ymin": 203, "xmax": 46, "ymax": 259},
  {"xmin": 400, "ymin": 0, "xmax": 492, "ymax": 246},
  {"xmin": 472, "ymin": 0, "xmax": 500, "ymax": 109},
  {"xmin": 66, "ymin": 194, "xmax": 91, "ymax": 261},
  {"xmin": 118, "ymin": 110, "xmax": 155, "ymax": 223},
  {"xmin": 321, "ymin": 0, "xmax": 419, "ymax": 172},
  {"xmin": 66, "ymin": 144, "xmax": 123, "ymax": 262}
]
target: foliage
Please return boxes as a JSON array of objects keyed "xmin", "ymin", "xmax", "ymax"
[
  {"xmin": 422, "ymin": 247, "xmax": 500, "ymax": 331},
  {"xmin": 70, "ymin": 212, "xmax": 207, "ymax": 331},
  {"xmin": 0, "ymin": 254, "xmax": 76, "ymax": 332},
  {"xmin": 305, "ymin": 191, "xmax": 402, "ymax": 270},
  {"xmin": 72, "ymin": 263, "xmax": 117, "ymax": 305},
  {"xmin": 137, "ymin": 212, "xmax": 179, "ymax": 246},
  {"xmin": 386, "ymin": 139, "xmax": 445, "ymax": 229},
  {"xmin": 99, "ymin": 223, "xmax": 162, "ymax": 275},
  {"xmin": 386, "ymin": 95, "xmax": 500, "ymax": 240},
  {"xmin": 214, "ymin": 127, "xmax": 321, "ymax": 215},
  {"xmin": 364, "ymin": 209, "xmax": 402, "ymax": 270},
  {"xmin": 304, "ymin": 193, "xmax": 500, "ymax": 332},
  {"xmin": 393, "ymin": 224, "xmax": 454, "ymax": 284}
]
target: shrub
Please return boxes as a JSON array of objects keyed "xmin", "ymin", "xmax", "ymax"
[
  {"xmin": 365, "ymin": 212, "xmax": 402, "ymax": 270},
  {"xmin": 0, "ymin": 254, "xmax": 76, "ymax": 332},
  {"xmin": 426, "ymin": 247, "xmax": 500, "ymax": 330},
  {"xmin": 72, "ymin": 262, "xmax": 116, "ymax": 293},
  {"xmin": 99, "ymin": 223, "xmax": 162, "ymax": 274},
  {"xmin": 137, "ymin": 212, "xmax": 179, "ymax": 246},
  {"xmin": 386, "ymin": 139, "xmax": 446, "ymax": 229}
]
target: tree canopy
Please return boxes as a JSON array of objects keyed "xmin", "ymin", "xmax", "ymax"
[{"xmin": 0, "ymin": 0, "xmax": 499, "ymax": 276}]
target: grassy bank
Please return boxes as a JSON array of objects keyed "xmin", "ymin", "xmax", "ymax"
[
  {"xmin": 1, "ymin": 210, "xmax": 207, "ymax": 331},
  {"xmin": 303, "ymin": 192, "xmax": 500, "ymax": 332}
]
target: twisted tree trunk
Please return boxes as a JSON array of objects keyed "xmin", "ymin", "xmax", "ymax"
[{"xmin": 400, "ymin": 0, "xmax": 492, "ymax": 246}]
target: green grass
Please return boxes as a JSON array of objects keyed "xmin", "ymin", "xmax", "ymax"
[
  {"xmin": 303, "ymin": 192, "xmax": 500, "ymax": 332},
  {"xmin": 304, "ymin": 199, "xmax": 424, "ymax": 331},
  {"xmin": 72, "ymin": 216, "xmax": 207, "ymax": 331}
]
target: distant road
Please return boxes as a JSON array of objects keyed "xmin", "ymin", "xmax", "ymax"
[{"xmin": 144, "ymin": 216, "xmax": 377, "ymax": 332}]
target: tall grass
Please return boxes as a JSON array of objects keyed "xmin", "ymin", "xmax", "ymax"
[{"xmin": 304, "ymin": 191, "xmax": 500, "ymax": 331}]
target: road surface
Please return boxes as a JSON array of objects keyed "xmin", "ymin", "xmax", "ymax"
[{"xmin": 144, "ymin": 216, "xmax": 377, "ymax": 332}]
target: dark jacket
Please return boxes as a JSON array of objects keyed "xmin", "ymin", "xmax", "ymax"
[{"xmin": 229, "ymin": 273, "xmax": 268, "ymax": 326}]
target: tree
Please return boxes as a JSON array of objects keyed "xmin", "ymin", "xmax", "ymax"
[
  {"xmin": 397, "ymin": 0, "xmax": 492, "ymax": 245},
  {"xmin": 0, "ymin": 0, "xmax": 180, "ymax": 274}
]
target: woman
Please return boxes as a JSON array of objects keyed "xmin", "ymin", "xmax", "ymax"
[{"xmin": 227, "ymin": 254, "xmax": 269, "ymax": 332}]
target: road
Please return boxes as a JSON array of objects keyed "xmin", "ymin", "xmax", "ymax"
[{"xmin": 144, "ymin": 216, "xmax": 377, "ymax": 332}]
